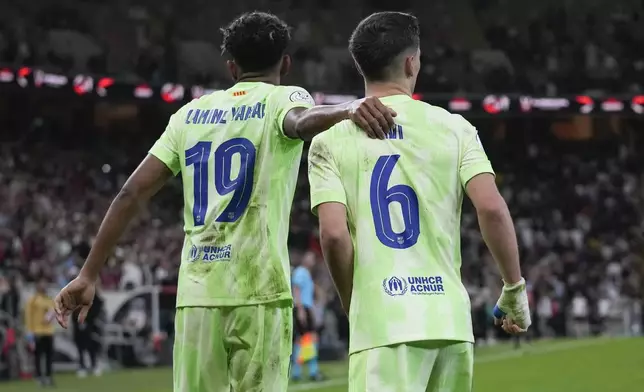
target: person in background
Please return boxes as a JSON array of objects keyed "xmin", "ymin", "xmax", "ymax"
[
  {"xmin": 571, "ymin": 290, "xmax": 589, "ymax": 337},
  {"xmin": 1, "ymin": 272, "xmax": 21, "ymax": 325},
  {"xmin": 313, "ymin": 282, "xmax": 328, "ymax": 343},
  {"xmin": 124, "ymin": 298, "xmax": 149, "ymax": 335},
  {"xmin": 73, "ymin": 285, "xmax": 104, "ymax": 378},
  {"xmin": 537, "ymin": 289, "xmax": 554, "ymax": 337},
  {"xmin": 25, "ymin": 276, "xmax": 55, "ymax": 387},
  {"xmin": 0, "ymin": 273, "xmax": 21, "ymax": 381},
  {"xmin": 291, "ymin": 251, "xmax": 324, "ymax": 381},
  {"xmin": 119, "ymin": 257, "xmax": 144, "ymax": 290},
  {"xmin": 469, "ymin": 279, "xmax": 492, "ymax": 346}
]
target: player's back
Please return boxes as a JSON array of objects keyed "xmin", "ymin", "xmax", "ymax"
[
  {"xmin": 152, "ymin": 82, "xmax": 314, "ymax": 308},
  {"xmin": 309, "ymin": 94, "xmax": 494, "ymax": 353}
]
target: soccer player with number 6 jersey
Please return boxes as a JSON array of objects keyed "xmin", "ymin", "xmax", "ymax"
[
  {"xmin": 309, "ymin": 12, "xmax": 532, "ymax": 392},
  {"xmin": 53, "ymin": 11, "xmax": 396, "ymax": 392}
]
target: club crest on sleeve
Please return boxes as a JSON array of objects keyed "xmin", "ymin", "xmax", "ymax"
[
  {"xmin": 289, "ymin": 90, "xmax": 315, "ymax": 105},
  {"xmin": 383, "ymin": 276, "xmax": 408, "ymax": 296}
]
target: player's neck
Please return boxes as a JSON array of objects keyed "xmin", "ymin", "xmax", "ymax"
[
  {"xmin": 235, "ymin": 73, "xmax": 280, "ymax": 85},
  {"xmin": 364, "ymin": 81, "xmax": 411, "ymax": 98}
]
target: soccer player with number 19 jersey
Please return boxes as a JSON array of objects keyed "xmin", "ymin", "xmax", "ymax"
[
  {"xmin": 54, "ymin": 11, "xmax": 396, "ymax": 392},
  {"xmin": 309, "ymin": 12, "xmax": 532, "ymax": 392}
]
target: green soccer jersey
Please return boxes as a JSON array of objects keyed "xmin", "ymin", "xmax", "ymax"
[
  {"xmin": 308, "ymin": 95, "xmax": 494, "ymax": 354},
  {"xmin": 149, "ymin": 82, "xmax": 314, "ymax": 307}
]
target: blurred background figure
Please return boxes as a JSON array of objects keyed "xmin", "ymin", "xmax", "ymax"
[
  {"xmin": 123, "ymin": 298, "xmax": 148, "ymax": 337},
  {"xmin": 571, "ymin": 290, "xmax": 590, "ymax": 337},
  {"xmin": 24, "ymin": 277, "xmax": 55, "ymax": 387},
  {"xmin": 72, "ymin": 286, "xmax": 104, "ymax": 378},
  {"xmin": 0, "ymin": 273, "xmax": 21, "ymax": 381},
  {"xmin": 468, "ymin": 278, "xmax": 493, "ymax": 346},
  {"xmin": 292, "ymin": 251, "xmax": 323, "ymax": 382},
  {"xmin": 0, "ymin": 273, "xmax": 20, "ymax": 327}
]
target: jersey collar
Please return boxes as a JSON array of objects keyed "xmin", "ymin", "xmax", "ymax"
[
  {"xmin": 378, "ymin": 94, "xmax": 413, "ymax": 104},
  {"xmin": 228, "ymin": 81, "xmax": 267, "ymax": 92}
]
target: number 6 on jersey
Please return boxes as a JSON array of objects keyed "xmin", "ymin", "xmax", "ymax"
[
  {"xmin": 370, "ymin": 154, "xmax": 420, "ymax": 249},
  {"xmin": 185, "ymin": 138, "xmax": 256, "ymax": 225}
]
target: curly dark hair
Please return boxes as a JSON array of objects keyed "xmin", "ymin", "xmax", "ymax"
[
  {"xmin": 220, "ymin": 11, "xmax": 291, "ymax": 73},
  {"xmin": 349, "ymin": 12, "xmax": 420, "ymax": 81}
]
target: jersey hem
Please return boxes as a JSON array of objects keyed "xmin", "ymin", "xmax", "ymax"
[
  {"xmin": 348, "ymin": 333, "xmax": 475, "ymax": 355},
  {"xmin": 310, "ymin": 198, "xmax": 347, "ymax": 216},
  {"xmin": 176, "ymin": 293, "xmax": 293, "ymax": 308},
  {"xmin": 461, "ymin": 167, "xmax": 495, "ymax": 188},
  {"xmin": 276, "ymin": 102, "xmax": 313, "ymax": 140}
]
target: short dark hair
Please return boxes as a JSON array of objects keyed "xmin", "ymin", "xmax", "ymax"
[
  {"xmin": 220, "ymin": 12, "xmax": 291, "ymax": 73},
  {"xmin": 349, "ymin": 12, "xmax": 420, "ymax": 81}
]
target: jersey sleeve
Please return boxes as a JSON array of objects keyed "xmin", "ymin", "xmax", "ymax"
[
  {"xmin": 308, "ymin": 133, "xmax": 346, "ymax": 215},
  {"xmin": 457, "ymin": 115, "xmax": 495, "ymax": 187},
  {"xmin": 149, "ymin": 113, "xmax": 182, "ymax": 175},
  {"xmin": 272, "ymin": 86, "xmax": 315, "ymax": 138}
]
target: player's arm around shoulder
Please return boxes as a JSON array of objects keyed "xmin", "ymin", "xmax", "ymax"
[{"xmin": 278, "ymin": 86, "xmax": 396, "ymax": 141}]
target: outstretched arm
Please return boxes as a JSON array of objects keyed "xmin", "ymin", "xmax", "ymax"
[
  {"xmin": 79, "ymin": 155, "xmax": 172, "ymax": 281},
  {"xmin": 282, "ymin": 97, "xmax": 397, "ymax": 141}
]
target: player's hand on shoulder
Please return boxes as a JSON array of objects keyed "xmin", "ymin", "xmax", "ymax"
[
  {"xmin": 492, "ymin": 277, "xmax": 532, "ymax": 335},
  {"xmin": 348, "ymin": 96, "xmax": 397, "ymax": 139}
]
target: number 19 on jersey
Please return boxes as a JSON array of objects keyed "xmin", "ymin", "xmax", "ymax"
[{"xmin": 185, "ymin": 138, "xmax": 256, "ymax": 225}]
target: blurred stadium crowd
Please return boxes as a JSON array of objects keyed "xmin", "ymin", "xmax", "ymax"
[
  {"xmin": 1, "ymin": 0, "xmax": 644, "ymax": 93},
  {"xmin": 0, "ymin": 0, "xmax": 643, "ymax": 363}
]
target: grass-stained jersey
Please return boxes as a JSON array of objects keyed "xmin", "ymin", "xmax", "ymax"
[
  {"xmin": 150, "ymin": 82, "xmax": 314, "ymax": 307},
  {"xmin": 308, "ymin": 94, "xmax": 494, "ymax": 354}
]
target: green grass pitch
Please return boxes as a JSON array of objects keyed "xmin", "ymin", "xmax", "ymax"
[{"xmin": 4, "ymin": 337, "xmax": 643, "ymax": 391}]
